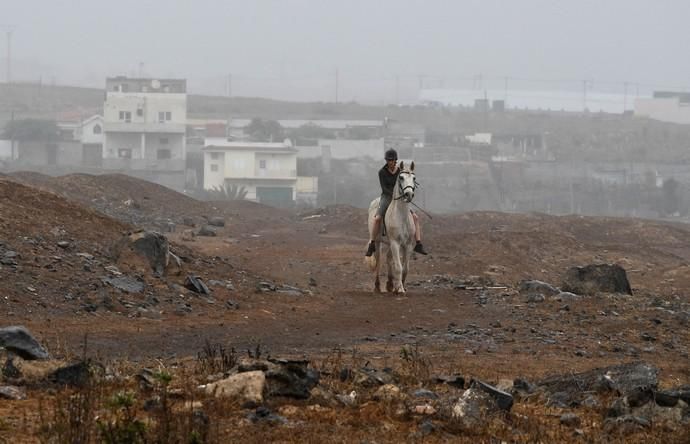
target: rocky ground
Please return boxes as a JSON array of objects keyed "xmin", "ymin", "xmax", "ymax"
[{"xmin": 0, "ymin": 172, "xmax": 689, "ymax": 443}]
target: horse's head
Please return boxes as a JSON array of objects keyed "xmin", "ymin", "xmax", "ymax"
[{"xmin": 397, "ymin": 161, "xmax": 417, "ymax": 203}]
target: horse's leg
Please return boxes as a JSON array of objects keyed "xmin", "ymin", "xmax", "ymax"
[
  {"xmin": 385, "ymin": 245, "xmax": 394, "ymax": 292},
  {"xmin": 389, "ymin": 241, "xmax": 405, "ymax": 294}
]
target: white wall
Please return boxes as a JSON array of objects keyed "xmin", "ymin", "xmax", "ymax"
[
  {"xmin": 104, "ymin": 93, "xmax": 187, "ymax": 125},
  {"xmin": 204, "ymin": 151, "xmax": 226, "ymax": 189},
  {"xmin": 80, "ymin": 117, "xmax": 104, "ymax": 145},
  {"xmin": 0, "ymin": 140, "xmax": 12, "ymax": 159},
  {"xmin": 635, "ymin": 98, "xmax": 690, "ymax": 125}
]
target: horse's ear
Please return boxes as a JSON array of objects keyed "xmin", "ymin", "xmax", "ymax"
[
  {"xmin": 410, "ymin": 161, "xmax": 415, "ymax": 171},
  {"xmin": 399, "ymin": 160, "xmax": 405, "ymax": 170}
]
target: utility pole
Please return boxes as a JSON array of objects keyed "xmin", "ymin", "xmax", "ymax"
[
  {"xmin": 582, "ymin": 79, "xmax": 589, "ymax": 112},
  {"xmin": 394, "ymin": 75, "xmax": 400, "ymax": 104},
  {"xmin": 623, "ymin": 81, "xmax": 629, "ymax": 112},
  {"xmin": 1, "ymin": 25, "xmax": 14, "ymax": 83},
  {"xmin": 335, "ymin": 67, "xmax": 339, "ymax": 104}
]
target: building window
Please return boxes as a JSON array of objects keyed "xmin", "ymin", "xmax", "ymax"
[
  {"xmin": 158, "ymin": 111, "xmax": 172, "ymax": 122},
  {"xmin": 159, "ymin": 137, "xmax": 169, "ymax": 145},
  {"xmin": 118, "ymin": 148, "xmax": 132, "ymax": 159},
  {"xmin": 136, "ymin": 108, "xmax": 143, "ymax": 117},
  {"xmin": 210, "ymin": 152, "xmax": 221, "ymax": 160},
  {"xmin": 210, "ymin": 164, "xmax": 219, "ymax": 172},
  {"xmin": 259, "ymin": 159, "xmax": 267, "ymax": 169},
  {"xmin": 157, "ymin": 149, "xmax": 171, "ymax": 160},
  {"xmin": 93, "ymin": 124, "xmax": 102, "ymax": 134},
  {"xmin": 118, "ymin": 111, "xmax": 131, "ymax": 122}
]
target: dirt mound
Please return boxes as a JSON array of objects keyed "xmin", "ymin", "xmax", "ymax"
[
  {"xmin": 0, "ymin": 176, "xmax": 129, "ymax": 246},
  {"xmin": 9, "ymin": 172, "xmax": 211, "ymax": 228}
]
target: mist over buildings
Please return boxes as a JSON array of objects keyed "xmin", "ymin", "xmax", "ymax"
[
  {"xmin": 2, "ymin": 0, "xmax": 690, "ymax": 220},
  {"xmin": 3, "ymin": 0, "xmax": 690, "ymax": 103}
]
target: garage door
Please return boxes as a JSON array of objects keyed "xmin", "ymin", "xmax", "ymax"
[{"xmin": 256, "ymin": 187, "xmax": 293, "ymax": 208}]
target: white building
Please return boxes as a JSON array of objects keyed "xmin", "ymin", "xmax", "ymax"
[
  {"xmin": 203, "ymin": 138, "xmax": 298, "ymax": 207},
  {"xmin": 635, "ymin": 92, "xmax": 690, "ymax": 125},
  {"xmin": 103, "ymin": 77, "xmax": 187, "ymax": 189}
]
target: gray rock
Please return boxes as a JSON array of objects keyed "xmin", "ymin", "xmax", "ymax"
[
  {"xmin": 560, "ymin": 413, "xmax": 581, "ymax": 427},
  {"xmin": 114, "ymin": 231, "xmax": 170, "ymax": 276},
  {"xmin": 0, "ymin": 326, "xmax": 50, "ymax": 360},
  {"xmin": 197, "ymin": 225, "xmax": 217, "ymax": 237},
  {"xmin": 184, "ymin": 275, "xmax": 210, "ymax": 295},
  {"xmin": 518, "ymin": 279, "xmax": 560, "ymax": 296},
  {"xmin": 207, "ymin": 217, "xmax": 225, "ymax": 227},
  {"xmin": 413, "ymin": 389, "xmax": 439, "ymax": 399},
  {"xmin": 562, "ymin": 263, "xmax": 632, "ymax": 295},
  {"xmin": 0, "ymin": 385, "xmax": 26, "ymax": 400},
  {"xmin": 451, "ymin": 385, "xmax": 500, "ymax": 428},
  {"xmin": 472, "ymin": 379, "xmax": 513, "ymax": 410},
  {"xmin": 538, "ymin": 362, "xmax": 658, "ymax": 406},
  {"xmin": 102, "ymin": 275, "xmax": 145, "ymax": 293}
]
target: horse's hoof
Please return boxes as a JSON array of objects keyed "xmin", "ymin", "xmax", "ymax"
[{"xmin": 374, "ymin": 286, "xmax": 381, "ymax": 294}]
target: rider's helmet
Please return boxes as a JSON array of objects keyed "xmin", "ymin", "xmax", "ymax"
[{"xmin": 384, "ymin": 148, "xmax": 398, "ymax": 161}]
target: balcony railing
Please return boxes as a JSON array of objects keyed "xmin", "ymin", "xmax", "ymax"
[
  {"xmin": 254, "ymin": 168, "xmax": 297, "ymax": 179},
  {"xmin": 103, "ymin": 122, "xmax": 186, "ymax": 133},
  {"xmin": 102, "ymin": 158, "xmax": 185, "ymax": 171}
]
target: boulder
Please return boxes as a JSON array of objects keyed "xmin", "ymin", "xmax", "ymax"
[
  {"xmin": 518, "ymin": 280, "xmax": 560, "ymax": 297},
  {"xmin": 0, "ymin": 326, "xmax": 49, "ymax": 360},
  {"xmin": 207, "ymin": 217, "xmax": 225, "ymax": 227},
  {"xmin": 451, "ymin": 385, "xmax": 500, "ymax": 428},
  {"xmin": 561, "ymin": 264, "xmax": 632, "ymax": 295},
  {"xmin": 538, "ymin": 362, "xmax": 658, "ymax": 406},
  {"xmin": 113, "ymin": 231, "xmax": 169, "ymax": 276},
  {"xmin": 202, "ymin": 370, "xmax": 265, "ymax": 406},
  {"xmin": 197, "ymin": 225, "xmax": 217, "ymax": 237}
]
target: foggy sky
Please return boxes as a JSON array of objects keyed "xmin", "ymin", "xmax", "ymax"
[{"xmin": 3, "ymin": 0, "xmax": 689, "ymax": 103}]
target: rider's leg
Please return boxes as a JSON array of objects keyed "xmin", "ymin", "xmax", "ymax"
[
  {"xmin": 366, "ymin": 214, "xmax": 381, "ymax": 256},
  {"xmin": 412, "ymin": 211, "xmax": 421, "ymax": 242},
  {"xmin": 370, "ymin": 215, "xmax": 382, "ymax": 243},
  {"xmin": 412, "ymin": 211, "xmax": 428, "ymax": 255}
]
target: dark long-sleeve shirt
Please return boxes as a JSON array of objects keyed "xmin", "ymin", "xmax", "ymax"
[{"xmin": 378, "ymin": 165, "xmax": 399, "ymax": 197}]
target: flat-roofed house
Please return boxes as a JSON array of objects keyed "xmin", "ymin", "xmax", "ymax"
[{"xmin": 203, "ymin": 138, "xmax": 298, "ymax": 208}]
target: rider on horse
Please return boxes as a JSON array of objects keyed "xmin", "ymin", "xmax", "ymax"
[{"xmin": 365, "ymin": 148, "xmax": 428, "ymax": 257}]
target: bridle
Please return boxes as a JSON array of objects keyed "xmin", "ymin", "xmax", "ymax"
[{"xmin": 395, "ymin": 170, "xmax": 417, "ymax": 202}]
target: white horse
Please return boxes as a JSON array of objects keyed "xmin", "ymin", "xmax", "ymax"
[{"xmin": 364, "ymin": 161, "xmax": 417, "ymax": 293}]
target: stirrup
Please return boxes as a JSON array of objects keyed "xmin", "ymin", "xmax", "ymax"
[
  {"xmin": 365, "ymin": 242, "xmax": 376, "ymax": 257},
  {"xmin": 414, "ymin": 242, "xmax": 428, "ymax": 255}
]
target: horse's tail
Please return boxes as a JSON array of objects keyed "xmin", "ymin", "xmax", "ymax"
[{"xmin": 364, "ymin": 244, "xmax": 377, "ymax": 271}]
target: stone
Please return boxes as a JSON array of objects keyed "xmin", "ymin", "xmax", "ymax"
[
  {"xmin": 0, "ymin": 385, "xmax": 26, "ymax": 400},
  {"xmin": 472, "ymin": 379, "xmax": 513, "ymax": 410},
  {"xmin": 0, "ymin": 326, "xmax": 50, "ymax": 360},
  {"xmin": 102, "ymin": 275, "xmax": 145, "ymax": 293},
  {"xmin": 207, "ymin": 217, "xmax": 225, "ymax": 227},
  {"xmin": 562, "ymin": 263, "xmax": 632, "ymax": 295},
  {"xmin": 202, "ymin": 370, "xmax": 266, "ymax": 406},
  {"xmin": 197, "ymin": 225, "xmax": 217, "ymax": 237},
  {"xmin": 113, "ymin": 231, "xmax": 170, "ymax": 276},
  {"xmin": 560, "ymin": 413, "xmax": 581, "ymax": 427},
  {"xmin": 373, "ymin": 384, "xmax": 404, "ymax": 402},
  {"xmin": 518, "ymin": 280, "xmax": 560, "ymax": 296},
  {"xmin": 451, "ymin": 386, "xmax": 499, "ymax": 428},
  {"xmin": 184, "ymin": 275, "xmax": 210, "ymax": 295}
]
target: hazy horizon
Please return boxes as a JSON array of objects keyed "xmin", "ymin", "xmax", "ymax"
[{"xmin": 3, "ymin": 0, "xmax": 689, "ymax": 103}]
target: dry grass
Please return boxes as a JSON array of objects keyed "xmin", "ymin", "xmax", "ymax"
[{"xmin": 0, "ymin": 342, "xmax": 687, "ymax": 443}]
